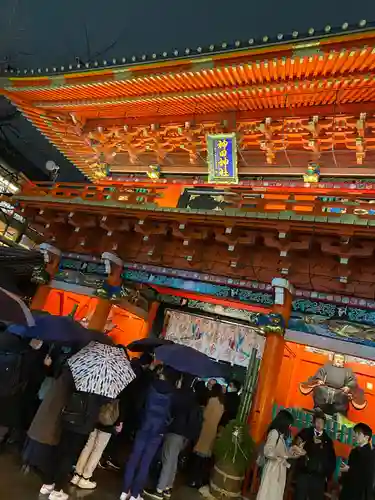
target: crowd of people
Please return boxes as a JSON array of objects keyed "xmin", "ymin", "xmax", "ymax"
[
  {"xmin": 0, "ymin": 328, "xmax": 242, "ymax": 500},
  {"xmin": 0, "ymin": 322, "xmax": 375, "ymax": 500},
  {"xmin": 257, "ymin": 409, "xmax": 375, "ymax": 500}
]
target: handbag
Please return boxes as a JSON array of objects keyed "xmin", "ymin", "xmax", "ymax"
[{"xmin": 98, "ymin": 399, "xmax": 120, "ymax": 426}]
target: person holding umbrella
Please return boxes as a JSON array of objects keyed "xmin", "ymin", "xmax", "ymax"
[
  {"xmin": 144, "ymin": 375, "xmax": 203, "ymax": 500},
  {"xmin": 39, "ymin": 341, "xmax": 135, "ymax": 500},
  {"xmin": 121, "ymin": 365, "xmax": 180, "ymax": 500},
  {"xmin": 0, "ymin": 330, "xmax": 47, "ymax": 448},
  {"xmin": 21, "ymin": 314, "xmax": 111, "ymax": 480},
  {"xmin": 151, "ymin": 343, "xmax": 228, "ymax": 490}
]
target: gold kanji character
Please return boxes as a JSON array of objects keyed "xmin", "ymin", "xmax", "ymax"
[
  {"xmin": 217, "ymin": 139, "xmax": 228, "ymax": 149},
  {"xmin": 218, "ymin": 158, "xmax": 229, "ymax": 167},
  {"xmin": 219, "ymin": 167, "xmax": 230, "ymax": 176},
  {"xmin": 219, "ymin": 149, "xmax": 227, "ymax": 157}
]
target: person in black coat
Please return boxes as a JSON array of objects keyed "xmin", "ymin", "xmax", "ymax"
[
  {"xmin": 340, "ymin": 422, "xmax": 374, "ymax": 500},
  {"xmin": 293, "ymin": 411, "xmax": 336, "ymax": 500},
  {"xmin": 0, "ymin": 331, "xmax": 47, "ymax": 445},
  {"xmin": 221, "ymin": 380, "xmax": 241, "ymax": 427},
  {"xmin": 39, "ymin": 370, "xmax": 109, "ymax": 500},
  {"xmin": 71, "ymin": 392, "xmax": 128, "ymax": 490}
]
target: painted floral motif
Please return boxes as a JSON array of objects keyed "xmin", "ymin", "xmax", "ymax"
[{"xmin": 164, "ymin": 309, "xmax": 264, "ymax": 367}]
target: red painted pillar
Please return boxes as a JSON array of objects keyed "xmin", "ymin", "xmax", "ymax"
[
  {"xmin": 248, "ymin": 278, "xmax": 293, "ymax": 442},
  {"xmin": 146, "ymin": 301, "xmax": 160, "ymax": 336}
]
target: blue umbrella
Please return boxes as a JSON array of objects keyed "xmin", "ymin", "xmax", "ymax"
[
  {"xmin": 7, "ymin": 315, "xmax": 110, "ymax": 345},
  {"xmin": 127, "ymin": 337, "xmax": 173, "ymax": 352},
  {"xmin": 155, "ymin": 344, "xmax": 227, "ymax": 378}
]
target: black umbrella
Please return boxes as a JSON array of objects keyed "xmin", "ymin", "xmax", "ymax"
[
  {"xmin": 127, "ymin": 337, "xmax": 173, "ymax": 352},
  {"xmin": 155, "ymin": 344, "xmax": 228, "ymax": 378}
]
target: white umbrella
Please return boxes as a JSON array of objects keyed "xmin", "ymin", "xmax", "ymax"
[{"xmin": 68, "ymin": 341, "xmax": 135, "ymax": 398}]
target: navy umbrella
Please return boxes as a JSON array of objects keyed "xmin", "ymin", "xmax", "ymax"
[
  {"xmin": 8, "ymin": 315, "xmax": 112, "ymax": 345},
  {"xmin": 127, "ymin": 337, "xmax": 173, "ymax": 352},
  {"xmin": 155, "ymin": 343, "xmax": 227, "ymax": 378}
]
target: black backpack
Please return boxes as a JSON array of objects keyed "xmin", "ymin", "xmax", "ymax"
[
  {"xmin": 61, "ymin": 392, "xmax": 89, "ymax": 428},
  {"xmin": 0, "ymin": 351, "xmax": 25, "ymax": 397}
]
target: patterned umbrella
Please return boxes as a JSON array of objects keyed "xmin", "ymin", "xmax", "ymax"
[{"xmin": 68, "ymin": 341, "xmax": 136, "ymax": 398}]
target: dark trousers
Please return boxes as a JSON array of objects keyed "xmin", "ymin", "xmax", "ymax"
[
  {"xmin": 188, "ymin": 453, "xmax": 212, "ymax": 488},
  {"xmin": 123, "ymin": 428, "xmax": 163, "ymax": 497},
  {"xmin": 44, "ymin": 429, "xmax": 88, "ymax": 490},
  {"xmin": 294, "ymin": 473, "xmax": 326, "ymax": 500}
]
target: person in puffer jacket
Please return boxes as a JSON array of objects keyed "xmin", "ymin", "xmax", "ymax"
[
  {"xmin": 144, "ymin": 379, "xmax": 203, "ymax": 500},
  {"xmin": 120, "ymin": 366, "xmax": 179, "ymax": 500}
]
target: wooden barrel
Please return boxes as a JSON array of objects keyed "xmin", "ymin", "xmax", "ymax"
[{"xmin": 210, "ymin": 461, "xmax": 244, "ymax": 500}]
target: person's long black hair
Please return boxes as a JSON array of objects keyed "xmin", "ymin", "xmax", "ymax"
[{"xmin": 267, "ymin": 409, "xmax": 294, "ymax": 438}]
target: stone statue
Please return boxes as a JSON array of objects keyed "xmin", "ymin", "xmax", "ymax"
[{"xmin": 299, "ymin": 353, "xmax": 367, "ymax": 416}]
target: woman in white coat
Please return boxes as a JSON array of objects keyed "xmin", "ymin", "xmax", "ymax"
[{"xmin": 256, "ymin": 410, "xmax": 305, "ymax": 500}]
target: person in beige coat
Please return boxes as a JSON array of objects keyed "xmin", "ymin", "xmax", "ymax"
[
  {"xmin": 256, "ymin": 410, "xmax": 306, "ymax": 500},
  {"xmin": 189, "ymin": 384, "xmax": 225, "ymax": 488}
]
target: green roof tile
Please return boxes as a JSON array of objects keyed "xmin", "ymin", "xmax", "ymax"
[
  {"xmin": 291, "ymin": 214, "xmax": 303, "ymax": 221},
  {"xmin": 340, "ymin": 215, "xmax": 357, "ymax": 224},
  {"xmin": 266, "ymin": 212, "xmax": 279, "ymax": 219},
  {"xmin": 357, "ymin": 218, "xmax": 369, "ymax": 225},
  {"xmin": 279, "ymin": 211, "xmax": 292, "ymax": 220}
]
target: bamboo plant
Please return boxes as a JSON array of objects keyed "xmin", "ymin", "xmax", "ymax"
[{"xmin": 213, "ymin": 348, "xmax": 259, "ymax": 475}]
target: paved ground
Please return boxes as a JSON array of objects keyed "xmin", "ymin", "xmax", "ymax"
[{"xmin": 0, "ymin": 451, "xmax": 203, "ymax": 500}]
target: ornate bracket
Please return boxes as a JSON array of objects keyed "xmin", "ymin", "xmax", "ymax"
[
  {"xmin": 32, "ymin": 243, "xmax": 61, "ymax": 285},
  {"xmin": 257, "ymin": 312, "xmax": 286, "ymax": 335}
]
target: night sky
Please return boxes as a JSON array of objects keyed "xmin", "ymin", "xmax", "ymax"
[{"xmin": 0, "ymin": 0, "xmax": 374, "ymax": 181}]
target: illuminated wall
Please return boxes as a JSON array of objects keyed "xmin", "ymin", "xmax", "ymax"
[{"xmin": 43, "ymin": 289, "xmax": 147, "ymax": 348}]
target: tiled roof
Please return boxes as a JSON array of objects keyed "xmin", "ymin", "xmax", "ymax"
[
  {"xmin": 0, "ymin": 20, "xmax": 373, "ymax": 80},
  {"xmin": 1, "ymin": 21, "xmax": 374, "ymax": 181}
]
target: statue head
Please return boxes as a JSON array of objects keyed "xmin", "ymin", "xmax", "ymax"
[
  {"xmin": 101, "ymin": 252, "xmax": 123, "ymax": 286},
  {"xmin": 332, "ymin": 353, "xmax": 345, "ymax": 368}
]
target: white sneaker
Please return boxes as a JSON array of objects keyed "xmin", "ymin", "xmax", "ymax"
[
  {"xmin": 120, "ymin": 494, "xmax": 130, "ymax": 500},
  {"xmin": 48, "ymin": 490, "xmax": 69, "ymax": 500},
  {"xmin": 40, "ymin": 484, "xmax": 55, "ymax": 495},
  {"xmin": 70, "ymin": 475, "xmax": 81, "ymax": 486},
  {"xmin": 78, "ymin": 478, "xmax": 97, "ymax": 490}
]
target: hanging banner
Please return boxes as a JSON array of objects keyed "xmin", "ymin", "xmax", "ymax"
[
  {"xmin": 207, "ymin": 133, "xmax": 238, "ymax": 184},
  {"xmin": 164, "ymin": 309, "xmax": 264, "ymax": 367}
]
